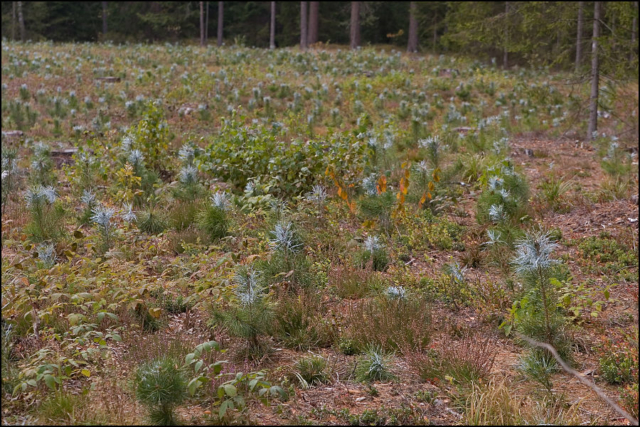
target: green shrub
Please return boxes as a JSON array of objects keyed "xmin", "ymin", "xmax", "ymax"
[
  {"xmin": 126, "ymin": 102, "xmax": 171, "ymax": 173},
  {"xmin": 599, "ymin": 338, "xmax": 638, "ymax": 385}
]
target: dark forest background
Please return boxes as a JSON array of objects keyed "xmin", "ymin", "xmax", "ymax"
[{"xmin": 1, "ymin": 2, "xmax": 638, "ymax": 76}]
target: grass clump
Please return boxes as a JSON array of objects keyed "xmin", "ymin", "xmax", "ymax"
[
  {"xmin": 294, "ymin": 355, "xmax": 329, "ymax": 387},
  {"xmin": 328, "ymin": 266, "xmax": 381, "ymax": 299},
  {"xmin": 37, "ymin": 391, "xmax": 86, "ymax": 423},
  {"xmin": 342, "ymin": 295, "xmax": 431, "ymax": 353},
  {"xmin": 271, "ymin": 289, "xmax": 335, "ymax": 350}
]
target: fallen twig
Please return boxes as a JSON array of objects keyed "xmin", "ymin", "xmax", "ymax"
[{"xmin": 516, "ymin": 332, "xmax": 639, "ymax": 426}]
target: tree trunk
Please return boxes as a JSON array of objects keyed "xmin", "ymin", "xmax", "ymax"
[
  {"xmin": 217, "ymin": 1, "xmax": 223, "ymax": 47},
  {"xmin": 350, "ymin": 1, "xmax": 361, "ymax": 50},
  {"xmin": 102, "ymin": 1, "xmax": 108, "ymax": 35},
  {"xmin": 432, "ymin": 15, "xmax": 437, "ymax": 52},
  {"xmin": 407, "ymin": 2, "xmax": 418, "ymax": 53},
  {"xmin": 308, "ymin": 1, "xmax": 319, "ymax": 45},
  {"xmin": 205, "ymin": 1, "xmax": 209, "ymax": 44},
  {"xmin": 503, "ymin": 1, "xmax": 509, "ymax": 69},
  {"xmin": 631, "ymin": 2, "xmax": 638, "ymax": 62},
  {"xmin": 17, "ymin": 1, "xmax": 24, "ymax": 42},
  {"xmin": 576, "ymin": 1, "xmax": 583, "ymax": 72},
  {"xmin": 300, "ymin": 2, "xmax": 308, "ymax": 50},
  {"xmin": 200, "ymin": 2, "xmax": 205, "ymax": 46},
  {"xmin": 12, "ymin": 2, "xmax": 16, "ymax": 41},
  {"xmin": 588, "ymin": 2, "xmax": 601, "ymax": 142},
  {"xmin": 270, "ymin": 1, "xmax": 276, "ymax": 49}
]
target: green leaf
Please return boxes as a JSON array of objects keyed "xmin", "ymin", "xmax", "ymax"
[
  {"xmin": 603, "ymin": 289, "xmax": 610, "ymax": 300},
  {"xmin": 195, "ymin": 360, "xmax": 203, "ymax": 373},
  {"xmin": 219, "ymin": 401, "xmax": 228, "ymax": 418},
  {"xmin": 185, "ymin": 353, "xmax": 195, "ymax": 365},
  {"xmin": 503, "ymin": 323, "xmax": 512, "ymax": 336},
  {"xmin": 224, "ymin": 384, "xmax": 237, "ymax": 397},
  {"xmin": 213, "ymin": 362, "xmax": 224, "ymax": 375},
  {"xmin": 26, "ymin": 379, "xmax": 37, "ymax": 387},
  {"xmin": 43, "ymin": 374, "xmax": 56, "ymax": 390},
  {"xmin": 187, "ymin": 378, "xmax": 200, "ymax": 396}
]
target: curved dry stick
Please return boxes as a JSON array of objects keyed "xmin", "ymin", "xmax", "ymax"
[{"xmin": 516, "ymin": 332, "xmax": 639, "ymax": 426}]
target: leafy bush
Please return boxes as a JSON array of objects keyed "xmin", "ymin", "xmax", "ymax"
[
  {"xmin": 125, "ymin": 102, "xmax": 171, "ymax": 173},
  {"xmin": 599, "ymin": 338, "xmax": 638, "ymax": 385},
  {"xmin": 202, "ymin": 114, "xmax": 365, "ymax": 198},
  {"xmin": 258, "ymin": 250, "xmax": 315, "ymax": 291}
]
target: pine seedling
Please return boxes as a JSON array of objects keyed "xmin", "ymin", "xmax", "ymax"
[
  {"xmin": 356, "ymin": 346, "xmax": 396, "ymax": 383},
  {"xmin": 24, "ymin": 185, "xmax": 65, "ymax": 242},
  {"xmin": 134, "ymin": 356, "xmax": 187, "ymax": 426},
  {"xmin": 91, "ymin": 205, "xmax": 116, "ymax": 253}
]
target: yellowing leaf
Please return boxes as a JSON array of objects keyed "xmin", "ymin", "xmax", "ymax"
[
  {"xmin": 418, "ymin": 192, "xmax": 427, "ymax": 209},
  {"xmin": 148, "ymin": 308, "xmax": 162, "ymax": 319},
  {"xmin": 376, "ymin": 175, "xmax": 387, "ymax": 194},
  {"xmin": 428, "ymin": 181, "xmax": 435, "ymax": 192},
  {"xmin": 363, "ymin": 220, "xmax": 376, "ymax": 229},
  {"xmin": 81, "ymin": 369, "xmax": 91, "ymax": 377},
  {"xmin": 399, "ymin": 177, "xmax": 409, "ymax": 195}
]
